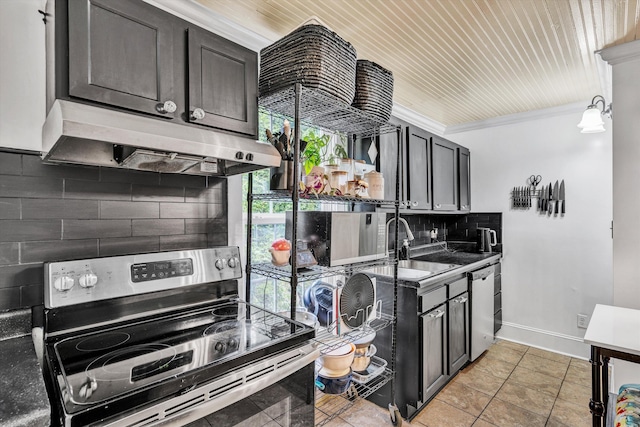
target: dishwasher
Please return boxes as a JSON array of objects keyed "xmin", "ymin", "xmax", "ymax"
[{"xmin": 469, "ymin": 265, "xmax": 495, "ymax": 361}]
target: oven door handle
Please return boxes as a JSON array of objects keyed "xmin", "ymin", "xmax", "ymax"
[{"xmin": 102, "ymin": 342, "xmax": 320, "ymax": 427}]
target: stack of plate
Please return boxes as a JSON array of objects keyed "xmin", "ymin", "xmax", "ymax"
[
  {"xmin": 351, "ymin": 60, "xmax": 394, "ymax": 122},
  {"xmin": 259, "ymin": 25, "xmax": 357, "ymax": 105}
]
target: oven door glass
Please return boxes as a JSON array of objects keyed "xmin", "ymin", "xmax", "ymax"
[{"xmin": 185, "ymin": 362, "xmax": 314, "ymax": 427}]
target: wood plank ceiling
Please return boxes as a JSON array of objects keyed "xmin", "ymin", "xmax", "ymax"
[{"xmin": 196, "ymin": 0, "xmax": 640, "ymax": 127}]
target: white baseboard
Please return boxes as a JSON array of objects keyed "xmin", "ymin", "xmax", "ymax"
[{"xmin": 497, "ymin": 321, "xmax": 590, "ymax": 359}]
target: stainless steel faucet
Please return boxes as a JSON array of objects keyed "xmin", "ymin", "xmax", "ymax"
[{"xmin": 385, "ymin": 217, "xmax": 415, "ymax": 257}]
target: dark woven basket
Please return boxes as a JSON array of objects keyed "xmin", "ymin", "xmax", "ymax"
[
  {"xmin": 351, "ymin": 60, "xmax": 394, "ymax": 122},
  {"xmin": 259, "ymin": 25, "xmax": 357, "ymax": 105}
]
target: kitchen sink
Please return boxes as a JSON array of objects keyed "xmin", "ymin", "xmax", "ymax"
[
  {"xmin": 397, "ymin": 260, "xmax": 461, "ymax": 273},
  {"xmin": 364, "ymin": 260, "xmax": 461, "ymax": 281}
]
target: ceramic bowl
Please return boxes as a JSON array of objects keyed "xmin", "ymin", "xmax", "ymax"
[
  {"xmin": 351, "ymin": 328, "xmax": 377, "ymax": 349},
  {"xmin": 318, "ymin": 343, "xmax": 356, "ymax": 375}
]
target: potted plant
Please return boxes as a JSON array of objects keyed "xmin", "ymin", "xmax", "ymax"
[{"xmin": 300, "ymin": 130, "xmax": 348, "ymax": 192}]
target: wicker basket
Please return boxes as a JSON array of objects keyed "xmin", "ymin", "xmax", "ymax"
[
  {"xmin": 259, "ymin": 25, "xmax": 357, "ymax": 105},
  {"xmin": 351, "ymin": 60, "xmax": 394, "ymax": 122}
]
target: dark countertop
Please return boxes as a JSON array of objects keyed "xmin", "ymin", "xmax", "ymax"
[
  {"xmin": 412, "ymin": 250, "xmax": 499, "ymax": 266},
  {"xmin": 366, "ymin": 243, "xmax": 502, "ymax": 291},
  {"xmin": 0, "ymin": 309, "xmax": 50, "ymax": 427}
]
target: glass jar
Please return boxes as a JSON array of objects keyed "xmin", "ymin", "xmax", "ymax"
[
  {"xmin": 365, "ymin": 170, "xmax": 384, "ymax": 200},
  {"xmin": 330, "ymin": 170, "xmax": 349, "ymax": 194},
  {"xmin": 339, "ymin": 158, "xmax": 354, "ymax": 181}
]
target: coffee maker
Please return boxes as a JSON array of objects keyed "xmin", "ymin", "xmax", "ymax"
[{"xmin": 477, "ymin": 227, "xmax": 497, "ymax": 253}]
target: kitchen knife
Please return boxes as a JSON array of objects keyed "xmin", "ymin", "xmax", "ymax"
[
  {"xmin": 559, "ymin": 180, "xmax": 565, "ymax": 214},
  {"xmin": 552, "ymin": 180, "xmax": 559, "ymax": 214},
  {"xmin": 547, "ymin": 183, "xmax": 553, "ymax": 215},
  {"xmin": 539, "ymin": 185, "xmax": 545, "ymax": 212}
]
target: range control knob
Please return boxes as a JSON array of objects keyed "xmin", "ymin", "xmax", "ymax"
[
  {"xmin": 227, "ymin": 257, "xmax": 239, "ymax": 268},
  {"xmin": 235, "ymin": 151, "xmax": 244, "ymax": 160},
  {"xmin": 227, "ymin": 338, "xmax": 238, "ymax": 350},
  {"xmin": 53, "ymin": 276, "xmax": 74, "ymax": 292},
  {"xmin": 215, "ymin": 259, "xmax": 226, "ymax": 270},
  {"xmin": 214, "ymin": 341, "xmax": 227, "ymax": 353},
  {"xmin": 245, "ymin": 153, "xmax": 254, "ymax": 161},
  {"xmin": 79, "ymin": 273, "xmax": 98, "ymax": 288}
]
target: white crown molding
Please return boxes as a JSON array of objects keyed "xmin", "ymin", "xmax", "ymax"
[
  {"xmin": 444, "ymin": 101, "xmax": 586, "ymax": 135},
  {"xmin": 143, "ymin": 0, "xmax": 272, "ymax": 52},
  {"xmin": 599, "ymin": 39, "xmax": 640, "ymax": 66},
  {"xmin": 391, "ymin": 103, "xmax": 446, "ymax": 135}
]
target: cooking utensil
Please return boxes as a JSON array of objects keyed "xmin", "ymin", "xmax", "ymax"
[
  {"xmin": 559, "ymin": 180, "xmax": 565, "ymax": 213},
  {"xmin": 278, "ymin": 132, "xmax": 289, "ymax": 159},
  {"xmin": 546, "ymin": 183, "xmax": 553, "ymax": 215},
  {"xmin": 552, "ymin": 180, "xmax": 559, "ymax": 214},
  {"xmin": 283, "ymin": 119, "xmax": 291, "ymax": 155}
]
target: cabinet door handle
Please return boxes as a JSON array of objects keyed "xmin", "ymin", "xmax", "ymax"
[
  {"xmin": 428, "ymin": 309, "xmax": 445, "ymax": 318},
  {"xmin": 191, "ymin": 108, "xmax": 206, "ymax": 120},
  {"xmin": 412, "ymin": 201, "xmax": 418, "ymax": 207},
  {"xmin": 453, "ymin": 297, "xmax": 468, "ymax": 304},
  {"xmin": 156, "ymin": 100, "xmax": 177, "ymax": 114}
]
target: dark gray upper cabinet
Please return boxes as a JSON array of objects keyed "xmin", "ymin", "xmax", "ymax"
[
  {"xmin": 59, "ymin": 0, "xmax": 257, "ymax": 137},
  {"xmin": 405, "ymin": 126, "xmax": 432, "ymax": 210},
  {"xmin": 378, "ymin": 121, "xmax": 405, "ymax": 202},
  {"xmin": 68, "ymin": 0, "xmax": 180, "ymax": 118},
  {"xmin": 458, "ymin": 146, "xmax": 471, "ymax": 212},
  {"xmin": 188, "ymin": 26, "xmax": 258, "ymax": 137},
  {"xmin": 431, "ymin": 136, "xmax": 459, "ymax": 211}
]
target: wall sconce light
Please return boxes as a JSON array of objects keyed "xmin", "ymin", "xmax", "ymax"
[{"xmin": 577, "ymin": 95, "xmax": 612, "ymax": 133}]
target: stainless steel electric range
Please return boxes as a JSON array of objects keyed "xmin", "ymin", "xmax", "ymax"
[{"xmin": 42, "ymin": 247, "xmax": 319, "ymax": 427}]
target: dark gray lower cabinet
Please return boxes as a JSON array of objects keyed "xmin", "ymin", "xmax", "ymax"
[
  {"xmin": 448, "ymin": 291, "xmax": 470, "ymax": 373},
  {"xmin": 370, "ymin": 275, "xmax": 472, "ymax": 419},
  {"xmin": 68, "ymin": 0, "xmax": 179, "ymax": 118},
  {"xmin": 419, "ymin": 303, "xmax": 448, "ymax": 406}
]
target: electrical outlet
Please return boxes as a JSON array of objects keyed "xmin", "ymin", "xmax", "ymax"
[{"xmin": 577, "ymin": 314, "xmax": 589, "ymax": 329}]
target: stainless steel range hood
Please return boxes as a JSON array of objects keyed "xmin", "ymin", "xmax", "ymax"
[{"xmin": 41, "ymin": 100, "xmax": 281, "ymax": 176}]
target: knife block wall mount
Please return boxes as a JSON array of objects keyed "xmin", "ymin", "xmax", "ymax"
[{"xmin": 511, "ymin": 179, "xmax": 565, "ymax": 215}]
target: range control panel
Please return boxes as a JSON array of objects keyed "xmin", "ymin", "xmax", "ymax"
[
  {"xmin": 45, "ymin": 247, "xmax": 242, "ymax": 308},
  {"xmin": 131, "ymin": 259, "xmax": 193, "ymax": 283}
]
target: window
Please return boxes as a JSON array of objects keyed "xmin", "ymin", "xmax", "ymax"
[{"xmin": 242, "ymin": 111, "xmax": 346, "ymax": 312}]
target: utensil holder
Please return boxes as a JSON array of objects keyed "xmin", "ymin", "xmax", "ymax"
[{"xmin": 270, "ymin": 160, "xmax": 296, "ymax": 190}]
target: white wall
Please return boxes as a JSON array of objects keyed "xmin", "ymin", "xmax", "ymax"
[
  {"xmin": 0, "ymin": 0, "xmax": 46, "ymax": 152},
  {"xmin": 447, "ymin": 108, "xmax": 613, "ymax": 358}
]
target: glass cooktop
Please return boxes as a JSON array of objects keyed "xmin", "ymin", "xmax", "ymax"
[{"xmin": 50, "ymin": 301, "xmax": 311, "ymax": 406}]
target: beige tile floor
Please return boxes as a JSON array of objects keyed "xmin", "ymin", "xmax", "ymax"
[{"xmin": 318, "ymin": 340, "xmax": 593, "ymax": 427}]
